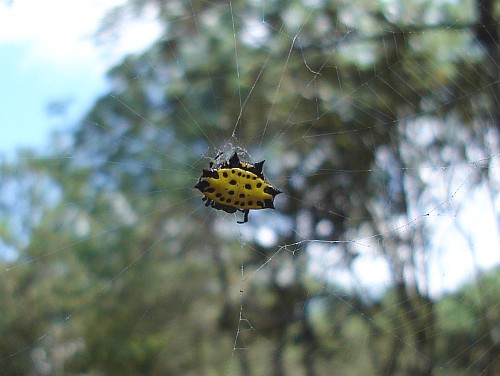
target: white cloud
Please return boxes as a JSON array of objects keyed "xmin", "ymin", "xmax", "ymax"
[
  {"xmin": 0, "ymin": 0, "xmax": 163, "ymax": 155},
  {"xmin": 0, "ymin": 0, "xmax": 162, "ymax": 73}
]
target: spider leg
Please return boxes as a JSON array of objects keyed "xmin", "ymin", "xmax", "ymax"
[{"xmin": 237, "ymin": 209, "xmax": 249, "ymax": 224}]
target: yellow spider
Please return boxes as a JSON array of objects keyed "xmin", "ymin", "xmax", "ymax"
[{"xmin": 195, "ymin": 152, "xmax": 282, "ymax": 223}]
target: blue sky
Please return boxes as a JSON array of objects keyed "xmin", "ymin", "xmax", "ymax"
[
  {"xmin": 0, "ymin": 41, "xmax": 106, "ymax": 154},
  {"xmin": 0, "ymin": 0, "xmax": 161, "ymax": 155}
]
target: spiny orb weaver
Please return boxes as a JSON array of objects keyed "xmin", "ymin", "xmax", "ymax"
[{"xmin": 194, "ymin": 152, "xmax": 282, "ymax": 223}]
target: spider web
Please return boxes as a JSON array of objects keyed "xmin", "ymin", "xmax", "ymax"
[{"xmin": 1, "ymin": 0, "xmax": 500, "ymax": 375}]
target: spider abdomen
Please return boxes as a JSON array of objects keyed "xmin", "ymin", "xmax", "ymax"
[
  {"xmin": 194, "ymin": 152, "xmax": 282, "ymax": 223},
  {"xmin": 198, "ymin": 168, "xmax": 279, "ymax": 210}
]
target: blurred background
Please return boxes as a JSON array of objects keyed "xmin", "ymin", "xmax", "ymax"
[{"xmin": 0, "ymin": 0, "xmax": 499, "ymax": 375}]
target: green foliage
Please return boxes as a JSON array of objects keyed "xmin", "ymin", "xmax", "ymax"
[{"xmin": 435, "ymin": 268, "xmax": 500, "ymax": 375}]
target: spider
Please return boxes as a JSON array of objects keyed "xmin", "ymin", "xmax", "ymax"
[{"xmin": 194, "ymin": 152, "xmax": 282, "ymax": 223}]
